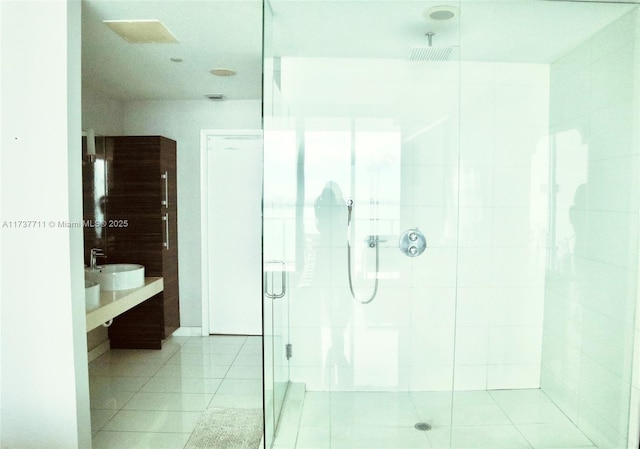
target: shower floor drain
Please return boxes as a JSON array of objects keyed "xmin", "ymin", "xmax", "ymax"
[{"xmin": 414, "ymin": 422, "xmax": 432, "ymax": 431}]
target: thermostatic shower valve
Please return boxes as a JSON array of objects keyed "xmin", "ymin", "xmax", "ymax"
[{"xmin": 399, "ymin": 228, "xmax": 427, "ymax": 257}]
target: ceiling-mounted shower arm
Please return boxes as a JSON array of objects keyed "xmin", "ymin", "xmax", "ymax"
[{"xmin": 425, "ymin": 32, "xmax": 435, "ymax": 47}]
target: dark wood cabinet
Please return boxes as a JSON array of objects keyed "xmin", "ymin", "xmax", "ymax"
[{"xmin": 104, "ymin": 136, "xmax": 180, "ymax": 349}]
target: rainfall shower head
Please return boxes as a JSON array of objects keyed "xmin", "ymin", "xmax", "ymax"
[
  {"xmin": 409, "ymin": 32, "xmax": 453, "ymax": 62},
  {"xmin": 409, "ymin": 46, "xmax": 452, "ymax": 61}
]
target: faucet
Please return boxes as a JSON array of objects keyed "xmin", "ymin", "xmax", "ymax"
[{"xmin": 90, "ymin": 248, "xmax": 106, "ymax": 269}]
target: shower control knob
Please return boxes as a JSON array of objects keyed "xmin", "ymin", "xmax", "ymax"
[{"xmin": 399, "ymin": 228, "xmax": 426, "ymax": 257}]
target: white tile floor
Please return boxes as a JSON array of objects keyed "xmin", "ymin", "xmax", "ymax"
[
  {"xmin": 90, "ymin": 335, "xmax": 597, "ymax": 449},
  {"xmin": 274, "ymin": 388, "xmax": 599, "ymax": 449},
  {"xmin": 90, "ymin": 335, "xmax": 263, "ymax": 449}
]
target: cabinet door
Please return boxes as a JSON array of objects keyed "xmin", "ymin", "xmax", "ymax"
[
  {"xmin": 106, "ymin": 136, "xmax": 164, "ymax": 275},
  {"xmin": 160, "ymin": 137, "xmax": 180, "ymax": 337},
  {"xmin": 105, "ymin": 136, "xmax": 176, "ymax": 348}
]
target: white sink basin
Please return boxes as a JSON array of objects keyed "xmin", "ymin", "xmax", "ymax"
[
  {"xmin": 85, "ymin": 263, "xmax": 145, "ymax": 291},
  {"xmin": 85, "ymin": 280, "xmax": 101, "ymax": 311}
]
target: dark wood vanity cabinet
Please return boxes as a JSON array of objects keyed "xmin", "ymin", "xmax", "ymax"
[{"xmin": 105, "ymin": 136, "xmax": 180, "ymax": 349}]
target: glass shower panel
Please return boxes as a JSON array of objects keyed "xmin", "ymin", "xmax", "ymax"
[
  {"xmin": 452, "ymin": 2, "xmax": 640, "ymax": 449},
  {"xmin": 263, "ymin": 130, "xmax": 297, "ymax": 446},
  {"xmin": 262, "ymin": 4, "xmax": 295, "ymax": 447},
  {"xmin": 263, "ymin": 1, "xmax": 461, "ymax": 447}
]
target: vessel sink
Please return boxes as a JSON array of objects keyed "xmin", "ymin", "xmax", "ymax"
[
  {"xmin": 84, "ymin": 280, "xmax": 101, "ymax": 311},
  {"xmin": 85, "ymin": 263, "xmax": 145, "ymax": 291}
]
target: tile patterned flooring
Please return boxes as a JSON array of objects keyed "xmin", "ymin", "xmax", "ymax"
[
  {"xmin": 90, "ymin": 335, "xmax": 263, "ymax": 449},
  {"xmin": 274, "ymin": 388, "xmax": 598, "ymax": 449},
  {"xmin": 90, "ymin": 335, "xmax": 597, "ymax": 449}
]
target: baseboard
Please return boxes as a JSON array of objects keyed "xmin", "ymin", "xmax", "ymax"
[
  {"xmin": 87, "ymin": 340, "xmax": 110, "ymax": 362},
  {"xmin": 172, "ymin": 326, "xmax": 203, "ymax": 337}
]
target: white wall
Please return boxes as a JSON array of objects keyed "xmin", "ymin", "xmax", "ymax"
[
  {"xmin": 0, "ymin": 1, "xmax": 90, "ymax": 447},
  {"xmin": 124, "ymin": 99, "xmax": 262, "ymax": 327},
  {"xmin": 541, "ymin": 9, "xmax": 640, "ymax": 449},
  {"xmin": 82, "ymin": 86, "xmax": 124, "ymax": 136}
]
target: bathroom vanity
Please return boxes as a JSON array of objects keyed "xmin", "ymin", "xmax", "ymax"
[
  {"xmin": 85, "ymin": 277, "xmax": 163, "ymax": 332},
  {"xmin": 83, "ymin": 135, "xmax": 180, "ymax": 349}
]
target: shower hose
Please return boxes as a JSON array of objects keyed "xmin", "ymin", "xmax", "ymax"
[{"xmin": 346, "ymin": 200, "xmax": 379, "ymax": 304}]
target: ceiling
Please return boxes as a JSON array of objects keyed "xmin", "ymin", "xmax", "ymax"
[{"xmin": 82, "ymin": 0, "xmax": 638, "ymax": 102}]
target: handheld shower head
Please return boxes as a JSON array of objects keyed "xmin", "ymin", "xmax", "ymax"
[{"xmin": 346, "ymin": 198, "xmax": 354, "ymax": 225}]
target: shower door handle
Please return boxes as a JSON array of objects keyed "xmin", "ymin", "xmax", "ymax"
[{"xmin": 264, "ymin": 260, "xmax": 286, "ymax": 299}]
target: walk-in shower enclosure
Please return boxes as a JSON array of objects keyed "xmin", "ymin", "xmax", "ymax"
[{"xmin": 262, "ymin": 1, "xmax": 640, "ymax": 448}]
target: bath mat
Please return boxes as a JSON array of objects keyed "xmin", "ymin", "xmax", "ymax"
[{"xmin": 185, "ymin": 407, "xmax": 263, "ymax": 449}]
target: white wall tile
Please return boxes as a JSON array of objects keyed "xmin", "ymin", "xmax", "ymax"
[
  {"xmin": 411, "ymin": 207, "xmax": 458, "ymax": 248},
  {"xmin": 455, "ymin": 327, "xmax": 489, "ymax": 365},
  {"xmin": 495, "ymin": 85, "xmax": 549, "ymax": 127},
  {"xmin": 409, "ymin": 365, "xmax": 454, "ymax": 391},
  {"xmin": 410, "ymin": 325, "xmax": 455, "ymax": 367},
  {"xmin": 411, "ymin": 287, "xmax": 457, "ymax": 329},
  {"xmin": 460, "ymin": 126, "xmax": 494, "ymax": 166},
  {"xmin": 460, "ymin": 62, "xmax": 495, "ymax": 85},
  {"xmin": 455, "ymin": 287, "xmax": 491, "ymax": 327},
  {"xmin": 542, "ymin": 12, "xmax": 640, "ymax": 448},
  {"xmin": 588, "ymin": 101, "xmax": 636, "ymax": 161},
  {"xmin": 454, "ymin": 365, "xmax": 488, "ymax": 391},
  {"xmin": 460, "ymin": 85, "xmax": 495, "ymax": 126},
  {"xmin": 493, "ymin": 126, "xmax": 547, "ymax": 167},
  {"xmin": 458, "ymin": 165, "xmax": 493, "ymax": 208},
  {"xmin": 458, "ymin": 207, "xmax": 493, "ymax": 248},
  {"xmin": 491, "ymin": 208, "xmax": 532, "ymax": 248},
  {"xmin": 590, "ymin": 44, "xmax": 636, "ymax": 110},
  {"xmin": 457, "ymin": 248, "xmax": 494, "ymax": 287},
  {"xmin": 578, "ymin": 355, "xmax": 632, "ymax": 433},
  {"xmin": 487, "ymin": 364, "xmax": 541, "ymax": 390},
  {"xmin": 488, "ymin": 326, "xmax": 542, "ymax": 365},
  {"xmin": 491, "ymin": 247, "xmax": 545, "ymax": 287},
  {"xmin": 494, "ymin": 63, "xmax": 549, "ymax": 87},
  {"xmin": 411, "ymin": 247, "xmax": 458, "ymax": 287},
  {"xmin": 490, "ymin": 288, "xmax": 544, "ymax": 327},
  {"xmin": 492, "ymin": 166, "xmax": 531, "ymax": 207}
]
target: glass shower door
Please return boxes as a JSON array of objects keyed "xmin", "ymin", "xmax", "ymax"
[{"xmin": 262, "ymin": 1, "xmax": 461, "ymax": 448}]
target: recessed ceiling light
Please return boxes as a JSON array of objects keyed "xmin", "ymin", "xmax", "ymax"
[
  {"xmin": 210, "ymin": 68, "xmax": 237, "ymax": 77},
  {"xmin": 423, "ymin": 5, "xmax": 458, "ymax": 21},
  {"xmin": 103, "ymin": 20, "xmax": 178, "ymax": 44}
]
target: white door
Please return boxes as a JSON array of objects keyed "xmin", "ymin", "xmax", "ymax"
[{"xmin": 206, "ymin": 132, "xmax": 262, "ymax": 335}]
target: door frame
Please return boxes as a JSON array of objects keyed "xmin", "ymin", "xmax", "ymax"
[{"xmin": 199, "ymin": 129, "xmax": 263, "ymax": 336}]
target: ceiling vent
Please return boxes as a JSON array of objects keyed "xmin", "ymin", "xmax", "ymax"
[{"xmin": 103, "ymin": 20, "xmax": 178, "ymax": 44}]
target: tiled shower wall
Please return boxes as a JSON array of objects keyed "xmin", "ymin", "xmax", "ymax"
[
  {"xmin": 540, "ymin": 9, "xmax": 640, "ymax": 449},
  {"xmin": 453, "ymin": 62, "xmax": 549, "ymax": 391},
  {"xmin": 282, "ymin": 58, "xmax": 550, "ymax": 392}
]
